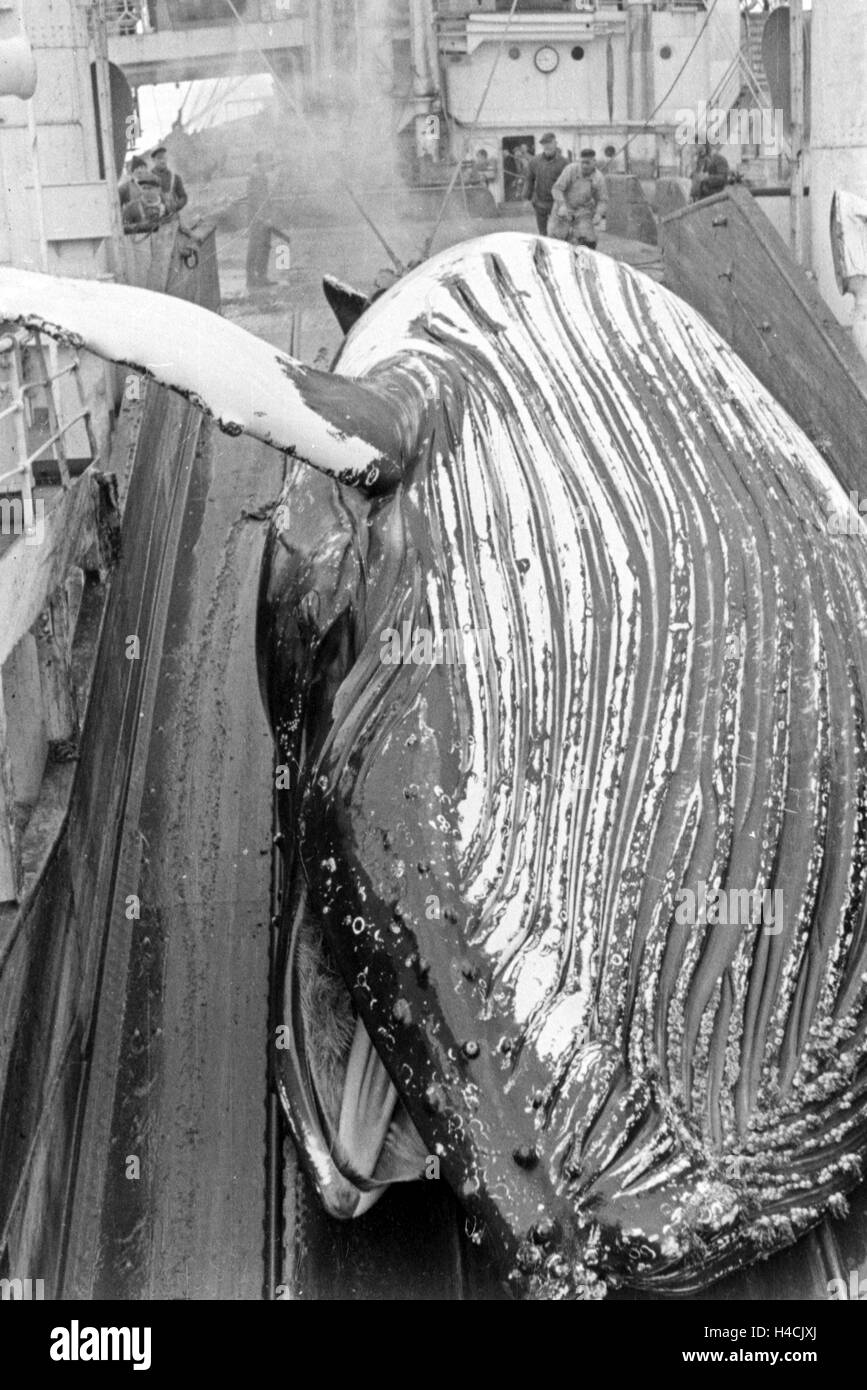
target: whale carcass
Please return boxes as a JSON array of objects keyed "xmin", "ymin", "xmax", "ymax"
[{"xmin": 3, "ymin": 233, "xmax": 867, "ymax": 1299}]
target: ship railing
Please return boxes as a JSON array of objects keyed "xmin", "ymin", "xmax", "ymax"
[
  {"xmin": 0, "ymin": 329, "xmax": 100, "ymax": 516},
  {"xmin": 105, "ymin": 1, "xmax": 149, "ymax": 37},
  {"xmin": 0, "ymin": 328, "xmax": 114, "ymax": 905},
  {"xmin": 108, "ymin": 1, "xmax": 294, "ymax": 34}
]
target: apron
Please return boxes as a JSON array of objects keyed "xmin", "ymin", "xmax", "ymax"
[{"xmin": 549, "ymin": 174, "xmax": 600, "ymax": 243}]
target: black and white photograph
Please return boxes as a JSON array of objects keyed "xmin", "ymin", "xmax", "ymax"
[{"xmin": 0, "ymin": 0, "xmax": 864, "ymax": 1355}]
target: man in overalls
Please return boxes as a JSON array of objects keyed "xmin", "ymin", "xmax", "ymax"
[{"xmin": 548, "ymin": 148, "xmax": 608, "ymax": 249}]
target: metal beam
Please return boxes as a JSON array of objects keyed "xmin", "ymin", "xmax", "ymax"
[{"xmin": 108, "ymin": 18, "xmax": 303, "ymax": 87}]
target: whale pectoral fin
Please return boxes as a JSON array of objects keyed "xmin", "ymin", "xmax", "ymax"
[
  {"xmin": 337, "ymin": 1017, "xmax": 400, "ymax": 1181},
  {"xmin": 337, "ymin": 1017, "xmax": 428, "ymax": 1190},
  {"xmin": 322, "ymin": 275, "xmax": 371, "ymax": 334},
  {"xmin": 0, "ymin": 267, "xmax": 408, "ymax": 492},
  {"xmin": 277, "ymin": 885, "xmax": 427, "ymax": 1220}
]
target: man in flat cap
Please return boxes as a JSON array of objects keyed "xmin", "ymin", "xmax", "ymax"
[
  {"xmin": 122, "ymin": 170, "xmax": 166, "ymax": 230},
  {"xmin": 523, "ymin": 133, "xmax": 568, "ymax": 236},
  {"xmin": 119, "ymin": 155, "xmax": 147, "ymax": 211},
  {"xmin": 150, "ymin": 144, "xmax": 188, "ymax": 216},
  {"xmin": 549, "ymin": 148, "xmax": 608, "ymax": 249}
]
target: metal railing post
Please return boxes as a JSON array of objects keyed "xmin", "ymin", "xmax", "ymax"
[{"xmin": 0, "ymin": 672, "xmax": 21, "ymax": 903}]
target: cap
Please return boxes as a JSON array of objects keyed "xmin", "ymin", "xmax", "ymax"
[
  {"xmin": 540, "ymin": 131, "xmax": 556, "ymax": 144},
  {"xmin": 580, "ymin": 148, "xmax": 596, "ymax": 158},
  {"xmin": 151, "ymin": 144, "xmax": 167, "ymax": 156},
  {"xmin": 130, "ymin": 156, "xmax": 147, "ymax": 171},
  {"xmin": 137, "ymin": 172, "xmax": 160, "ymax": 187}
]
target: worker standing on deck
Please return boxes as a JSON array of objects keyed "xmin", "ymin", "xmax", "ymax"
[
  {"xmin": 119, "ymin": 155, "xmax": 147, "ymax": 211},
  {"xmin": 690, "ymin": 141, "xmax": 730, "ymax": 203},
  {"xmin": 246, "ymin": 152, "xmax": 278, "ymax": 291},
  {"xmin": 513, "ymin": 144, "xmax": 532, "ymax": 195},
  {"xmin": 471, "ymin": 148, "xmax": 497, "ymax": 189},
  {"xmin": 150, "ymin": 144, "xmax": 188, "ymax": 216},
  {"xmin": 523, "ymin": 133, "xmax": 568, "ymax": 236},
  {"xmin": 123, "ymin": 170, "xmax": 166, "ymax": 230},
  {"xmin": 548, "ymin": 148, "xmax": 608, "ymax": 249}
]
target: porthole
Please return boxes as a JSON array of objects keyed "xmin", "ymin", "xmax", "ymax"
[
  {"xmin": 571, "ymin": 45, "xmax": 585, "ymax": 61},
  {"xmin": 508, "ymin": 45, "xmax": 521, "ymax": 59},
  {"xmin": 660, "ymin": 45, "xmax": 673, "ymax": 60}
]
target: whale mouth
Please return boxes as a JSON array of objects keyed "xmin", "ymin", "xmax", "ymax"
[{"xmin": 278, "ymin": 889, "xmax": 428, "ymax": 1217}]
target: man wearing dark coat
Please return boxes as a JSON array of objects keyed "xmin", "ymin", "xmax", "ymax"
[
  {"xmin": 690, "ymin": 142, "xmax": 730, "ymax": 203},
  {"xmin": 150, "ymin": 144, "xmax": 188, "ymax": 214},
  {"xmin": 246, "ymin": 152, "xmax": 277, "ymax": 290},
  {"xmin": 523, "ymin": 133, "xmax": 568, "ymax": 236}
]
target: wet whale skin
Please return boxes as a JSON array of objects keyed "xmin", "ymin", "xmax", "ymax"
[{"xmin": 257, "ymin": 232, "xmax": 867, "ymax": 1298}]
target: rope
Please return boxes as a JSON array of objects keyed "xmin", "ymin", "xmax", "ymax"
[
  {"xmin": 177, "ymin": 80, "xmax": 195, "ymax": 124},
  {"xmin": 607, "ymin": 0, "xmax": 723, "ymax": 166},
  {"xmin": 185, "ymin": 73, "xmax": 249, "ymax": 133},
  {"xmin": 219, "ymin": 0, "xmax": 405, "ymax": 272},
  {"xmin": 422, "ymin": 0, "xmax": 520, "ymax": 259}
]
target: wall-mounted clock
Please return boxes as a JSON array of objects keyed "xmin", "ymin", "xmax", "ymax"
[{"xmin": 534, "ymin": 46, "xmax": 560, "ymax": 74}]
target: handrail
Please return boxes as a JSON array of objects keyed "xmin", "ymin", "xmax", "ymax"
[
  {"xmin": 0, "ymin": 407, "xmax": 91, "ymax": 482},
  {"xmin": 22, "ymin": 361, "xmax": 80, "ymax": 392},
  {"xmin": 707, "ymin": 48, "xmax": 767, "ymax": 114},
  {"xmin": 0, "ymin": 330, "xmax": 99, "ymax": 504},
  {"xmin": 106, "ymin": 1, "xmax": 289, "ymax": 35},
  {"xmin": 105, "ymin": 1, "xmax": 147, "ymax": 36}
]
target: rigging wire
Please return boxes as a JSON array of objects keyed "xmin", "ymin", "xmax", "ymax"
[
  {"xmin": 219, "ymin": 0, "xmax": 405, "ymax": 271},
  {"xmin": 422, "ymin": 0, "xmax": 520, "ymax": 260},
  {"xmin": 607, "ymin": 0, "xmax": 723, "ymax": 166},
  {"xmin": 189, "ymin": 0, "xmax": 730, "ymax": 291},
  {"xmin": 186, "ymin": 74, "xmax": 250, "ymax": 132},
  {"xmin": 177, "ymin": 80, "xmax": 195, "ymax": 124}
]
